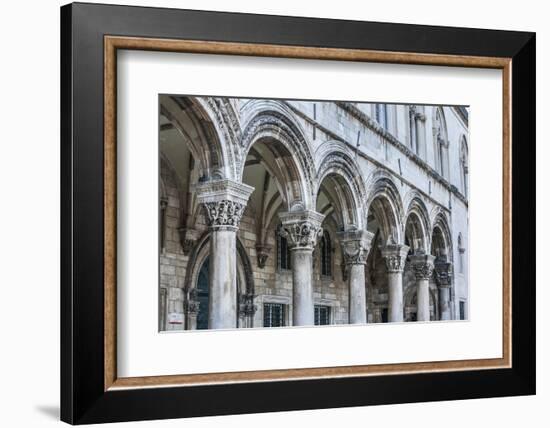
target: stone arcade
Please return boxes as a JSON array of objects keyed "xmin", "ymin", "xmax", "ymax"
[{"xmin": 159, "ymin": 96, "xmax": 469, "ymax": 330}]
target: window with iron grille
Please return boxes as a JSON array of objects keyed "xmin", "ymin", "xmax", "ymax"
[
  {"xmin": 263, "ymin": 303, "xmax": 286, "ymax": 327},
  {"xmin": 277, "ymin": 225, "xmax": 292, "ymax": 271},
  {"xmin": 320, "ymin": 231, "xmax": 332, "ymax": 277},
  {"xmin": 381, "ymin": 307, "xmax": 388, "ymax": 323},
  {"xmin": 314, "ymin": 305, "xmax": 331, "ymax": 326}
]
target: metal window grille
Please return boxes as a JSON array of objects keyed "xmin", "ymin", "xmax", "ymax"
[
  {"xmin": 263, "ymin": 303, "xmax": 285, "ymax": 327},
  {"xmin": 314, "ymin": 305, "xmax": 330, "ymax": 326}
]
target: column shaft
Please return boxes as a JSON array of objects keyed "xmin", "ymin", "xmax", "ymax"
[
  {"xmin": 381, "ymin": 244, "xmax": 409, "ymax": 323},
  {"xmin": 279, "ymin": 210, "xmax": 325, "ymax": 327},
  {"xmin": 291, "ymin": 249, "xmax": 314, "ymax": 326},
  {"xmin": 387, "ymin": 272, "xmax": 404, "ymax": 322},
  {"xmin": 439, "ymin": 287, "xmax": 451, "ymax": 320},
  {"xmin": 195, "ymin": 179, "xmax": 254, "ymax": 330},
  {"xmin": 348, "ymin": 264, "xmax": 367, "ymax": 324},
  {"xmin": 416, "ymin": 278, "xmax": 430, "ymax": 321},
  {"xmin": 208, "ymin": 229, "xmax": 237, "ymax": 329},
  {"xmin": 410, "ymin": 253, "xmax": 436, "ymax": 322}
]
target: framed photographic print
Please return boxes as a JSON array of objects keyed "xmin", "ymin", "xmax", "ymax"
[{"xmin": 60, "ymin": 2, "xmax": 535, "ymax": 424}]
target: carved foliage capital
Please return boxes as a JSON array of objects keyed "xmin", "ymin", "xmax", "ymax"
[
  {"xmin": 434, "ymin": 260, "xmax": 453, "ymax": 287},
  {"xmin": 410, "ymin": 254, "xmax": 436, "ymax": 280},
  {"xmin": 195, "ymin": 179, "xmax": 254, "ymax": 231},
  {"xmin": 279, "ymin": 210, "xmax": 325, "ymax": 251},
  {"xmin": 203, "ymin": 200, "xmax": 246, "ymax": 230},
  {"xmin": 380, "ymin": 244, "xmax": 410, "ymax": 273},
  {"xmin": 338, "ymin": 229, "xmax": 374, "ymax": 266}
]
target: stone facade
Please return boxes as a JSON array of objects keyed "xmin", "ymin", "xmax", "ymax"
[{"xmin": 159, "ymin": 96, "xmax": 469, "ymax": 330}]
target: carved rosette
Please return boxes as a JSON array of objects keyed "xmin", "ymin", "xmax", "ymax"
[
  {"xmin": 338, "ymin": 229, "xmax": 374, "ymax": 266},
  {"xmin": 279, "ymin": 210, "xmax": 325, "ymax": 251},
  {"xmin": 380, "ymin": 244, "xmax": 410, "ymax": 273},
  {"xmin": 434, "ymin": 260, "xmax": 453, "ymax": 287},
  {"xmin": 409, "ymin": 254, "xmax": 436, "ymax": 280},
  {"xmin": 195, "ymin": 179, "xmax": 254, "ymax": 232}
]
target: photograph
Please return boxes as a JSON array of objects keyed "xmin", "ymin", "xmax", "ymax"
[{"xmin": 158, "ymin": 95, "xmax": 470, "ymax": 331}]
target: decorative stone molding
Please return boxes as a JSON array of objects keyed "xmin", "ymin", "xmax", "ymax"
[
  {"xmin": 380, "ymin": 244, "xmax": 410, "ymax": 273},
  {"xmin": 338, "ymin": 229, "xmax": 374, "ymax": 266},
  {"xmin": 255, "ymin": 244, "xmax": 272, "ymax": 269},
  {"xmin": 195, "ymin": 179, "xmax": 254, "ymax": 231},
  {"xmin": 278, "ymin": 210, "xmax": 325, "ymax": 251},
  {"xmin": 434, "ymin": 259, "xmax": 453, "ymax": 287},
  {"xmin": 409, "ymin": 253, "xmax": 436, "ymax": 280},
  {"xmin": 178, "ymin": 227, "xmax": 200, "ymax": 255}
]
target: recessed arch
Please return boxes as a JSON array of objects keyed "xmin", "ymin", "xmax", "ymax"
[
  {"xmin": 160, "ymin": 95, "xmax": 240, "ymax": 181},
  {"xmin": 403, "ymin": 194, "xmax": 431, "ymax": 253},
  {"xmin": 315, "ymin": 140, "xmax": 367, "ymax": 230},
  {"xmin": 430, "ymin": 209, "xmax": 453, "ymax": 261},
  {"xmin": 364, "ymin": 170, "xmax": 404, "ymax": 244},
  {"xmin": 240, "ymin": 101, "xmax": 316, "ymax": 211}
]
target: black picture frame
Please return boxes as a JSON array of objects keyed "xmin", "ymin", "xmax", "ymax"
[{"xmin": 61, "ymin": 2, "xmax": 535, "ymax": 424}]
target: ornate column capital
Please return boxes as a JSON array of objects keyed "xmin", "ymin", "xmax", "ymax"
[
  {"xmin": 278, "ymin": 210, "xmax": 325, "ymax": 251},
  {"xmin": 434, "ymin": 259, "xmax": 453, "ymax": 287},
  {"xmin": 338, "ymin": 229, "xmax": 374, "ymax": 266},
  {"xmin": 380, "ymin": 244, "xmax": 410, "ymax": 273},
  {"xmin": 409, "ymin": 253, "xmax": 436, "ymax": 280},
  {"xmin": 195, "ymin": 179, "xmax": 254, "ymax": 231}
]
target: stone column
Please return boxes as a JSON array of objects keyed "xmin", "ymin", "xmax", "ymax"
[
  {"xmin": 279, "ymin": 210, "xmax": 325, "ymax": 326},
  {"xmin": 338, "ymin": 229, "xmax": 374, "ymax": 324},
  {"xmin": 409, "ymin": 253, "xmax": 436, "ymax": 322},
  {"xmin": 196, "ymin": 179, "xmax": 254, "ymax": 330},
  {"xmin": 434, "ymin": 259, "xmax": 453, "ymax": 321},
  {"xmin": 380, "ymin": 244, "xmax": 410, "ymax": 323}
]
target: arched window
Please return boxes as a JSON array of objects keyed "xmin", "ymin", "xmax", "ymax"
[
  {"xmin": 458, "ymin": 234, "xmax": 465, "ymax": 274},
  {"xmin": 320, "ymin": 230, "xmax": 332, "ymax": 277},
  {"xmin": 460, "ymin": 136, "xmax": 469, "ymax": 197},
  {"xmin": 409, "ymin": 105, "xmax": 426, "ymax": 157},
  {"xmin": 375, "ymin": 103, "xmax": 388, "ymax": 130},
  {"xmin": 277, "ymin": 225, "xmax": 291, "ymax": 271},
  {"xmin": 433, "ymin": 108, "xmax": 449, "ymax": 179}
]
